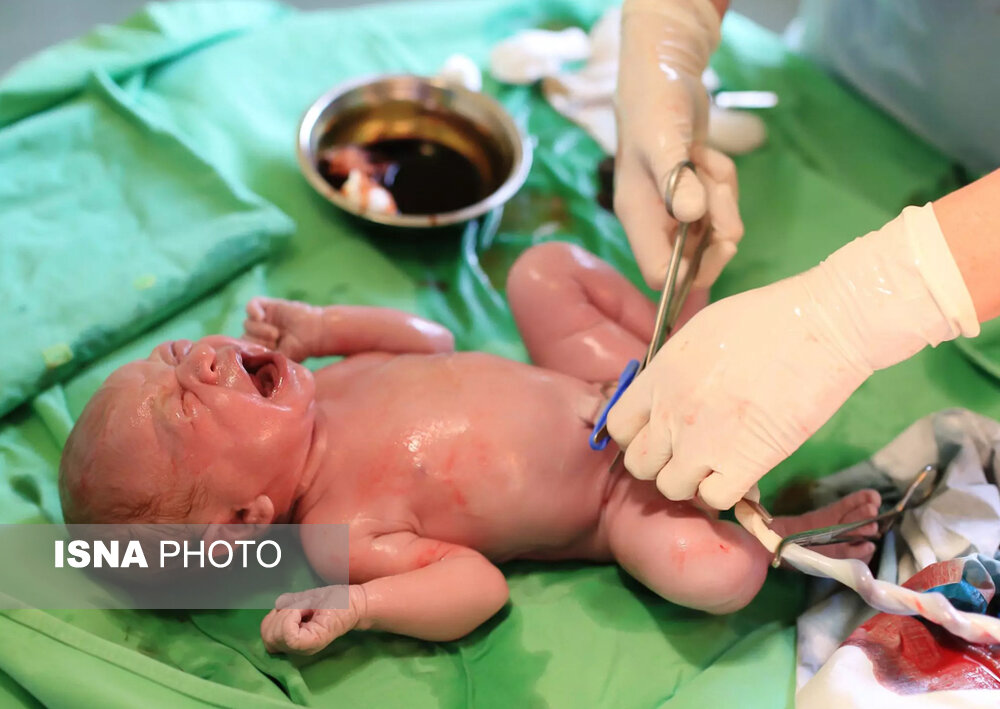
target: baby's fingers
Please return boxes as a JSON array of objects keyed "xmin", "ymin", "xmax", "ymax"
[
  {"xmin": 244, "ymin": 319, "xmax": 280, "ymax": 345},
  {"xmin": 281, "ymin": 611, "xmax": 308, "ymax": 650},
  {"xmin": 281, "ymin": 612, "xmax": 334, "ymax": 655},
  {"xmin": 261, "ymin": 609, "xmax": 300, "ymax": 654},
  {"xmin": 246, "ymin": 297, "xmax": 270, "ymax": 322}
]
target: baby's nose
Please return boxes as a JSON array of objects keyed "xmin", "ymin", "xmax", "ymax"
[{"xmin": 186, "ymin": 343, "xmax": 219, "ymax": 384}]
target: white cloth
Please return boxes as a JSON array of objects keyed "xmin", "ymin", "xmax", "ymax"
[
  {"xmin": 437, "ymin": 54, "xmax": 483, "ymax": 92},
  {"xmin": 489, "ymin": 28, "xmax": 591, "ymax": 85},
  {"xmin": 799, "ymin": 645, "xmax": 1000, "ymax": 709},
  {"xmin": 797, "ymin": 408, "xmax": 1000, "ymax": 688},
  {"xmin": 540, "ymin": 8, "xmax": 620, "ymax": 154}
]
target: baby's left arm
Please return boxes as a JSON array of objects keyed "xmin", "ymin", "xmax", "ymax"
[
  {"xmin": 261, "ymin": 532, "xmax": 508, "ymax": 655},
  {"xmin": 244, "ymin": 297, "xmax": 454, "ymax": 361}
]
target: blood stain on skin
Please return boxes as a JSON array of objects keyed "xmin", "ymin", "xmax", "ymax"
[
  {"xmin": 442, "ymin": 450, "xmax": 457, "ymax": 476},
  {"xmin": 415, "ymin": 542, "xmax": 449, "ymax": 568}
]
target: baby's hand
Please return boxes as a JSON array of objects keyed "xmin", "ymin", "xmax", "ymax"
[
  {"xmin": 244, "ymin": 297, "xmax": 321, "ymax": 362},
  {"xmin": 261, "ymin": 608, "xmax": 357, "ymax": 655},
  {"xmin": 261, "ymin": 586, "xmax": 361, "ymax": 655}
]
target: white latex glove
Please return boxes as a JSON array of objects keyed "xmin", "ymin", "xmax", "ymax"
[
  {"xmin": 615, "ymin": 0, "xmax": 743, "ymax": 288},
  {"xmin": 607, "ymin": 204, "xmax": 980, "ymax": 509}
]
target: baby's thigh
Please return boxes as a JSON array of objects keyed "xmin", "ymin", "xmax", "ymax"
[
  {"xmin": 507, "ymin": 242, "xmax": 656, "ymax": 382},
  {"xmin": 604, "ymin": 475, "xmax": 770, "ymax": 613}
]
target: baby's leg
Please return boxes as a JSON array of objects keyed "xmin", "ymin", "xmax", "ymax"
[
  {"xmin": 602, "ymin": 476, "xmax": 770, "ymax": 613},
  {"xmin": 506, "ymin": 242, "xmax": 706, "ymax": 383},
  {"xmin": 603, "ymin": 475, "xmax": 881, "ymax": 614}
]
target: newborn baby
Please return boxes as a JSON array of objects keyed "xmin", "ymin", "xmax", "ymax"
[{"xmin": 60, "ymin": 242, "xmax": 880, "ymax": 655}]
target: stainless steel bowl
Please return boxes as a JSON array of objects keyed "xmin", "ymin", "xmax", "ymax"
[{"xmin": 297, "ymin": 74, "xmax": 533, "ymax": 228}]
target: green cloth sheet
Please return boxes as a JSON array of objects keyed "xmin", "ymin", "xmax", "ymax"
[
  {"xmin": 0, "ymin": 1, "xmax": 997, "ymax": 707},
  {"xmin": 0, "ymin": 2, "xmax": 295, "ymax": 418}
]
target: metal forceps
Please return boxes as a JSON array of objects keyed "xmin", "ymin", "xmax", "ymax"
[
  {"xmin": 767, "ymin": 465, "xmax": 940, "ymax": 568},
  {"xmin": 590, "ymin": 160, "xmax": 709, "ymax": 459}
]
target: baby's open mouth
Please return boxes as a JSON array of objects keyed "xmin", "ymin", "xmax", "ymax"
[{"xmin": 241, "ymin": 353, "xmax": 280, "ymax": 397}]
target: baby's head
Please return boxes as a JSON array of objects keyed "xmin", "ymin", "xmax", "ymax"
[{"xmin": 60, "ymin": 336, "xmax": 317, "ymax": 525}]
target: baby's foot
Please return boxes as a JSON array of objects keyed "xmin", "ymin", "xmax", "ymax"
[{"xmin": 769, "ymin": 489, "xmax": 882, "ymax": 564}]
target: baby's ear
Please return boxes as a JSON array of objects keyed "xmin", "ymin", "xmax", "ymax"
[
  {"xmin": 205, "ymin": 496, "xmax": 275, "ymax": 545},
  {"xmin": 241, "ymin": 495, "xmax": 275, "ymax": 526}
]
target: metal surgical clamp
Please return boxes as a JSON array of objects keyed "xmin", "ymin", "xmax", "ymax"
[
  {"xmin": 769, "ymin": 465, "xmax": 940, "ymax": 568},
  {"xmin": 589, "ymin": 160, "xmax": 710, "ymax": 463}
]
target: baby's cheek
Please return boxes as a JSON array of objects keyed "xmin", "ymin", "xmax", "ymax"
[
  {"xmin": 174, "ymin": 426, "xmax": 219, "ymax": 472},
  {"xmin": 238, "ymin": 407, "xmax": 307, "ymax": 456}
]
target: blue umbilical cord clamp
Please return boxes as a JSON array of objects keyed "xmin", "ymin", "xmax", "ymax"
[{"xmin": 589, "ymin": 359, "xmax": 640, "ymax": 451}]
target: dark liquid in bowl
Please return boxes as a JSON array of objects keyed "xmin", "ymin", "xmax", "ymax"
[
  {"xmin": 316, "ymin": 102, "xmax": 512, "ymax": 218},
  {"xmin": 317, "ymin": 138, "xmax": 491, "ymax": 216},
  {"xmin": 367, "ymin": 139, "xmax": 486, "ymax": 215}
]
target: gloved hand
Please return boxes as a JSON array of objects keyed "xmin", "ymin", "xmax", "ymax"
[
  {"xmin": 615, "ymin": 0, "xmax": 743, "ymax": 289},
  {"xmin": 607, "ymin": 204, "xmax": 980, "ymax": 509}
]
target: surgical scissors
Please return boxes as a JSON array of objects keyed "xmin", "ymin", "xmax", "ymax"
[{"xmin": 590, "ymin": 160, "xmax": 709, "ymax": 456}]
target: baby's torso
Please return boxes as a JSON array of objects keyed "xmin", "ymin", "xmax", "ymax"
[{"xmin": 300, "ymin": 352, "xmax": 617, "ymax": 560}]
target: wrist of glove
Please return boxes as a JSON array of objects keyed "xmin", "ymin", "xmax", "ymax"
[
  {"xmin": 816, "ymin": 204, "xmax": 979, "ymax": 370},
  {"xmin": 607, "ymin": 203, "xmax": 979, "ymax": 510},
  {"xmin": 621, "ymin": 0, "xmax": 721, "ymax": 79}
]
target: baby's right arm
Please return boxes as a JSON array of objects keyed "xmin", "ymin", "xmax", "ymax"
[
  {"xmin": 261, "ymin": 532, "xmax": 509, "ymax": 655},
  {"xmin": 243, "ymin": 297, "xmax": 454, "ymax": 362}
]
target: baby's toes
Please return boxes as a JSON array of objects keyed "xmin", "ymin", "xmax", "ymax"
[
  {"xmin": 856, "ymin": 489, "xmax": 882, "ymax": 514},
  {"xmin": 836, "ymin": 490, "xmax": 881, "ymax": 540},
  {"xmin": 838, "ymin": 489, "xmax": 881, "ymax": 524},
  {"xmin": 816, "ymin": 540, "xmax": 876, "ymax": 564},
  {"xmin": 841, "ymin": 540, "xmax": 876, "ymax": 565}
]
